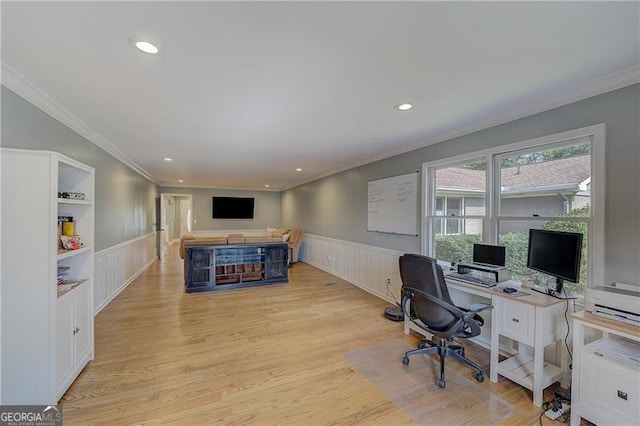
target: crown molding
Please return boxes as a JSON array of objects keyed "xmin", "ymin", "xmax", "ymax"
[
  {"xmin": 158, "ymin": 183, "xmax": 282, "ymax": 192},
  {"xmin": 283, "ymin": 64, "xmax": 640, "ymax": 191},
  {"xmin": 1, "ymin": 62, "xmax": 156, "ymax": 183},
  {"xmin": 2, "ymin": 61, "xmax": 636, "ymax": 192}
]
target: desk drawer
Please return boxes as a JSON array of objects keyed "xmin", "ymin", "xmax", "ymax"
[{"xmin": 495, "ymin": 297, "xmax": 535, "ymax": 345}]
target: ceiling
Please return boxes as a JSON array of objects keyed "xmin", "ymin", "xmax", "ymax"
[{"xmin": 2, "ymin": 1, "xmax": 638, "ymax": 190}]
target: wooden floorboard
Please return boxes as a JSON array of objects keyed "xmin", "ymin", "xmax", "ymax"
[{"xmin": 61, "ymin": 243, "xmax": 570, "ymax": 425}]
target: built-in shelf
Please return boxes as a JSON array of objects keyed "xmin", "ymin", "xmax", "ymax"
[
  {"xmin": 1, "ymin": 148, "xmax": 95, "ymax": 405},
  {"xmin": 57, "ymin": 246, "xmax": 91, "ymax": 260},
  {"xmin": 57, "ymin": 278, "xmax": 89, "ymax": 298},
  {"xmin": 57, "ymin": 198, "xmax": 91, "ymax": 205}
]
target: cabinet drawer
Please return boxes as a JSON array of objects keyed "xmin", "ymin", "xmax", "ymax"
[
  {"xmin": 495, "ymin": 297, "xmax": 535, "ymax": 345},
  {"xmin": 579, "ymin": 350, "xmax": 640, "ymax": 424}
]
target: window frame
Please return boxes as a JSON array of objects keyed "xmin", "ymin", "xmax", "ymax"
[
  {"xmin": 425, "ymin": 156, "xmax": 488, "ymax": 256},
  {"xmin": 421, "ymin": 124, "xmax": 605, "ymax": 289}
]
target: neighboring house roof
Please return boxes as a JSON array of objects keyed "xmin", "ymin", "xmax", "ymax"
[
  {"xmin": 436, "ymin": 155, "xmax": 590, "ymax": 194},
  {"xmin": 502, "ymin": 155, "xmax": 590, "ymax": 191}
]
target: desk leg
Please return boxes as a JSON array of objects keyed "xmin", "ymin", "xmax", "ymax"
[
  {"xmin": 490, "ymin": 297, "xmax": 499, "ymax": 383},
  {"xmin": 560, "ymin": 339, "xmax": 570, "ymax": 389},
  {"xmin": 570, "ymin": 320, "xmax": 585, "ymax": 426},
  {"xmin": 533, "ymin": 317, "xmax": 544, "ymax": 407}
]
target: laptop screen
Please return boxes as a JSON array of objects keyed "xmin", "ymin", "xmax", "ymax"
[{"xmin": 472, "ymin": 244, "xmax": 506, "ymax": 267}]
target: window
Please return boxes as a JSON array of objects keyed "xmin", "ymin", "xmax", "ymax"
[
  {"xmin": 497, "ymin": 141, "xmax": 591, "ymax": 293},
  {"xmin": 434, "ymin": 197, "xmax": 464, "ymax": 235},
  {"xmin": 426, "ymin": 159, "xmax": 486, "ymax": 263},
  {"xmin": 423, "ymin": 125, "xmax": 604, "ymax": 295}
]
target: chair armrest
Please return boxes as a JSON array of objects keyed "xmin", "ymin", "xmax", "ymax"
[
  {"xmin": 468, "ymin": 303, "xmax": 493, "ymax": 313},
  {"xmin": 404, "ymin": 286, "xmax": 491, "ymax": 339}
]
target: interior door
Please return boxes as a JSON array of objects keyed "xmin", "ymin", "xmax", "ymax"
[{"xmin": 180, "ymin": 199, "xmax": 191, "ymax": 236}]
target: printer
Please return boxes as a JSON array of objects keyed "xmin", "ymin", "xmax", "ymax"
[{"xmin": 585, "ymin": 282, "xmax": 640, "ymax": 326}]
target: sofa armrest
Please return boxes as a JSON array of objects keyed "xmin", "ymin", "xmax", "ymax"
[{"xmin": 179, "ymin": 234, "xmax": 197, "ymax": 259}]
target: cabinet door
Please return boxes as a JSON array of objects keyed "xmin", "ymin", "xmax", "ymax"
[
  {"xmin": 74, "ymin": 283, "xmax": 93, "ymax": 366},
  {"xmin": 55, "ymin": 294, "xmax": 75, "ymax": 397},
  {"xmin": 186, "ymin": 248, "xmax": 215, "ymax": 289},
  {"xmin": 265, "ymin": 246, "xmax": 288, "ymax": 280}
]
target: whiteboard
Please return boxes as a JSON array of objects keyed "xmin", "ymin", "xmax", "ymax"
[{"xmin": 367, "ymin": 171, "xmax": 418, "ymax": 235}]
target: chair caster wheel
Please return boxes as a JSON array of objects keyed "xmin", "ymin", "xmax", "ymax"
[
  {"xmin": 402, "ymin": 356, "xmax": 409, "ymax": 365},
  {"xmin": 437, "ymin": 379, "xmax": 446, "ymax": 388},
  {"xmin": 475, "ymin": 372, "xmax": 485, "ymax": 383}
]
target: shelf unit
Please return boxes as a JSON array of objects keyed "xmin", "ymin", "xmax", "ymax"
[
  {"xmin": 1, "ymin": 148, "xmax": 95, "ymax": 404},
  {"xmin": 490, "ymin": 295, "xmax": 569, "ymax": 407},
  {"xmin": 186, "ymin": 243, "xmax": 288, "ymax": 292},
  {"xmin": 571, "ymin": 311, "xmax": 640, "ymax": 426}
]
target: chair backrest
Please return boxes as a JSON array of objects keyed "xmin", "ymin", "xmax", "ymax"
[{"xmin": 399, "ymin": 254, "xmax": 457, "ymax": 331}]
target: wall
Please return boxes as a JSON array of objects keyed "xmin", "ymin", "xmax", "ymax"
[
  {"xmin": 1, "ymin": 87, "xmax": 159, "ymax": 251},
  {"xmin": 283, "ymin": 84, "xmax": 640, "ymax": 285},
  {"xmin": 1, "ymin": 86, "xmax": 160, "ymax": 312},
  {"xmin": 159, "ymin": 186, "xmax": 281, "ymax": 232}
]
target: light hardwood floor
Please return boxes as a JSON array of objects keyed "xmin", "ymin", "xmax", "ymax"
[{"xmin": 61, "ymin": 243, "xmax": 569, "ymax": 425}]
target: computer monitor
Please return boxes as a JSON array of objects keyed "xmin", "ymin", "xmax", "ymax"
[
  {"xmin": 472, "ymin": 244, "xmax": 506, "ymax": 267},
  {"xmin": 527, "ymin": 228, "xmax": 583, "ymax": 298}
]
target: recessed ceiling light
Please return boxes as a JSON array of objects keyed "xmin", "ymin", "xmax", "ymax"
[
  {"xmin": 178, "ymin": 179, "xmax": 184, "ymax": 183},
  {"xmin": 128, "ymin": 37, "xmax": 161, "ymax": 55},
  {"xmin": 296, "ymin": 168, "xmax": 302, "ymax": 172},
  {"xmin": 163, "ymin": 157, "xmax": 173, "ymax": 162},
  {"xmin": 396, "ymin": 103, "xmax": 413, "ymax": 111},
  {"xmin": 265, "ymin": 184, "xmax": 270, "ymax": 188}
]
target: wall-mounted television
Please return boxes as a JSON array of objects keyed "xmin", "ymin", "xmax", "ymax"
[
  {"xmin": 212, "ymin": 196, "xmax": 254, "ymax": 219},
  {"xmin": 527, "ymin": 228, "xmax": 583, "ymax": 298}
]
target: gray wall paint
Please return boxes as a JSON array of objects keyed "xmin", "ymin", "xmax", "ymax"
[
  {"xmin": 282, "ymin": 84, "xmax": 640, "ymax": 285},
  {"xmin": 1, "ymin": 87, "xmax": 159, "ymax": 251},
  {"xmin": 159, "ymin": 186, "xmax": 281, "ymax": 232}
]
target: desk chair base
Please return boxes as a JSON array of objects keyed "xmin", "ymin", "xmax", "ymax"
[{"xmin": 401, "ymin": 338, "xmax": 485, "ymax": 388}]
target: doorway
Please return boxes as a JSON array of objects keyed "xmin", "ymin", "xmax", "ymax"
[{"xmin": 158, "ymin": 193, "xmax": 193, "ymax": 259}]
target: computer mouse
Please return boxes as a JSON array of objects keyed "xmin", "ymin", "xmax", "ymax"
[{"xmin": 503, "ymin": 287, "xmax": 517, "ymax": 294}]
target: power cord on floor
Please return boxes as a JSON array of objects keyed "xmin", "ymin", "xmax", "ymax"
[
  {"xmin": 539, "ymin": 389, "xmax": 572, "ymax": 425},
  {"xmin": 386, "ymin": 279, "xmax": 401, "ymax": 307}
]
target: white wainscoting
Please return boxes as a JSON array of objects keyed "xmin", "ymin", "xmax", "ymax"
[
  {"xmin": 300, "ymin": 234, "xmax": 404, "ymax": 304},
  {"xmin": 299, "ymin": 234, "xmax": 495, "ymax": 350},
  {"xmin": 94, "ymin": 233, "xmax": 157, "ymax": 314}
]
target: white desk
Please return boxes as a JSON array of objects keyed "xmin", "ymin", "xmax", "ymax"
[
  {"xmin": 570, "ymin": 310, "xmax": 640, "ymax": 426},
  {"xmin": 404, "ymin": 278, "xmax": 570, "ymax": 407}
]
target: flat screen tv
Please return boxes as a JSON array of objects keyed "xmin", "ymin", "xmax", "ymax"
[
  {"xmin": 527, "ymin": 228, "xmax": 583, "ymax": 298},
  {"xmin": 212, "ymin": 196, "xmax": 254, "ymax": 219}
]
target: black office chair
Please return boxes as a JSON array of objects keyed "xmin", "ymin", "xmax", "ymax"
[{"xmin": 399, "ymin": 253, "xmax": 492, "ymax": 388}]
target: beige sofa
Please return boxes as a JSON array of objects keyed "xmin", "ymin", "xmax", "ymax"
[
  {"xmin": 179, "ymin": 228, "xmax": 304, "ymax": 263},
  {"xmin": 179, "ymin": 234, "xmax": 281, "ymax": 260}
]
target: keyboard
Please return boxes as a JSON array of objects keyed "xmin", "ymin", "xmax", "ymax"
[{"xmin": 446, "ymin": 272, "xmax": 496, "ymax": 288}]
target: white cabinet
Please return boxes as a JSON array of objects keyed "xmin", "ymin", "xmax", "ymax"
[
  {"xmin": 490, "ymin": 295, "xmax": 568, "ymax": 407},
  {"xmin": 1, "ymin": 148, "xmax": 94, "ymax": 404},
  {"xmin": 56, "ymin": 282, "xmax": 92, "ymax": 398},
  {"xmin": 571, "ymin": 311, "xmax": 640, "ymax": 426}
]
